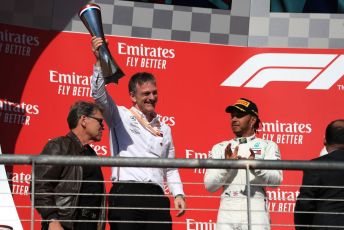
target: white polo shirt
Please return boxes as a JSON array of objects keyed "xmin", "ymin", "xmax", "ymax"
[{"xmin": 91, "ymin": 66, "xmax": 184, "ymax": 196}]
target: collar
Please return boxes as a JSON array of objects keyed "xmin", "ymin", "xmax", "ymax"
[
  {"xmin": 130, "ymin": 106, "xmax": 160, "ymax": 125},
  {"xmin": 67, "ymin": 131, "xmax": 88, "ymax": 150},
  {"xmin": 130, "ymin": 107, "xmax": 162, "ymax": 137},
  {"xmin": 234, "ymin": 134, "xmax": 256, "ymax": 144},
  {"xmin": 327, "ymin": 145, "xmax": 344, "ymax": 154}
]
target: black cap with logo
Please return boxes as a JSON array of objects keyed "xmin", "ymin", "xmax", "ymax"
[{"xmin": 225, "ymin": 98, "xmax": 259, "ymax": 118}]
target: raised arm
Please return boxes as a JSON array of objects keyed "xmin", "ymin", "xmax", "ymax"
[{"xmin": 90, "ymin": 36, "xmax": 120, "ymax": 127}]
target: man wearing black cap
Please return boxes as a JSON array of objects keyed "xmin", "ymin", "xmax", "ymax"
[{"xmin": 204, "ymin": 98, "xmax": 282, "ymax": 230}]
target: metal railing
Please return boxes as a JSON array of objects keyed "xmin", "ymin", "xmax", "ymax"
[{"xmin": 1, "ymin": 154, "xmax": 344, "ymax": 230}]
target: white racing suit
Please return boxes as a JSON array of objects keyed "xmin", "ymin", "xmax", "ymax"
[{"xmin": 204, "ymin": 135, "xmax": 282, "ymax": 230}]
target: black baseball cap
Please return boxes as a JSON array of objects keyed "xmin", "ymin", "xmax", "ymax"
[{"xmin": 225, "ymin": 98, "xmax": 259, "ymax": 117}]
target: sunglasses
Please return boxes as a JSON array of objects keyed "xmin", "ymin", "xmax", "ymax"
[
  {"xmin": 87, "ymin": 116, "xmax": 104, "ymax": 128},
  {"xmin": 230, "ymin": 112, "xmax": 249, "ymax": 119}
]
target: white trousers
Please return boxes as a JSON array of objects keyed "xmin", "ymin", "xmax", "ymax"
[{"xmin": 216, "ymin": 196, "xmax": 270, "ymax": 230}]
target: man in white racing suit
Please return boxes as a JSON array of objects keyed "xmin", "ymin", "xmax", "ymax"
[{"xmin": 204, "ymin": 98, "xmax": 282, "ymax": 230}]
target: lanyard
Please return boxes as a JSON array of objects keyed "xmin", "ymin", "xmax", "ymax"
[{"xmin": 130, "ymin": 108, "xmax": 163, "ymax": 137}]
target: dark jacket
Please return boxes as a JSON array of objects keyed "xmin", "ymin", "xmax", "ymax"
[
  {"xmin": 294, "ymin": 149, "xmax": 344, "ymax": 230},
  {"xmin": 31, "ymin": 132, "xmax": 106, "ymax": 230}
]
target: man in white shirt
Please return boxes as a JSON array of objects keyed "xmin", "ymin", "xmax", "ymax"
[
  {"xmin": 204, "ymin": 98, "xmax": 282, "ymax": 230},
  {"xmin": 90, "ymin": 37, "xmax": 186, "ymax": 230}
]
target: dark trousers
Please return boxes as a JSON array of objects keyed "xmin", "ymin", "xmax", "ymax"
[
  {"xmin": 41, "ymin": 222, "xmax": 97, "ymax": 230},
  {"xmin": 74, "ymin": 210, "xmax": 99, "ymax": 230},
  {"xmin": 108, "ymin": 182, "xmax": 172, "ymax": 230},
  {"xmin": 41, "ymin": 209, "xmax": 99, "ymax": 230}
]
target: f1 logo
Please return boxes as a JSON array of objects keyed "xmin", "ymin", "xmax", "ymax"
[{"xmin": 221, "ymin": 53, "xmax": 344, "ymax": 90}]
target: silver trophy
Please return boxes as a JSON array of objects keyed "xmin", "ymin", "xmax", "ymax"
[{"xmin": 79, "ymin": 3, "xmax": 125, "ymax": 84}]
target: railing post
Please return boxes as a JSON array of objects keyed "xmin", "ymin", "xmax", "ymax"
[
  {"xmin": 246, "ymin": 164, "xmax": 252, "ymax": 230},
  {"xmin": 31, "ymin": 160, "xmax": 35, "ymax": 230}
]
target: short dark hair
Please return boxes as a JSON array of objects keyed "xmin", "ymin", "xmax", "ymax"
[
  {"xmin": 325, "ymin": 119, "xmax": 344, "ymax": 145},
  {"xmin": 128, "ymin": 72, "xmax": 156, "ymax": 94},
  {"xmin": 67, "ymin": 101, "xmax": 104, "ymax": 129}
]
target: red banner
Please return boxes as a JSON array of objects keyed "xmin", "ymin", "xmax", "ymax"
[{"xmin": 1, "ymin": 23, "xmax": 344, "ymax": 229}]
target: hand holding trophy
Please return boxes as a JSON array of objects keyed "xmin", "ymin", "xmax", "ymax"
[{"xmin": 79, "ymin": 3, "xmax": 125, "ymax": 84}]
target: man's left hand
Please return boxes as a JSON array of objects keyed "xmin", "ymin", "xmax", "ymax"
[{"xmin": 174, "ymin": 195, "xmax": 186, "ymax": 217}]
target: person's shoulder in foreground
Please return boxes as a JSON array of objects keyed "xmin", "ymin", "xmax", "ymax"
[{"xmin": 294, "ymin": 119, "xmax": 344, "ymax": 230}]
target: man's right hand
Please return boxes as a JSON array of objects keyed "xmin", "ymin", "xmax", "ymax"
[
  {"xmin": 48, "ymin": 220, "xmax": 64, "ymax": 230},
  {"xmin": 91, "ymin": 36, "xmax": 104, "ymax": 67},
  {"xmin": 224, "ymin": 143, "xmax": 239, "ymax": 159}
]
